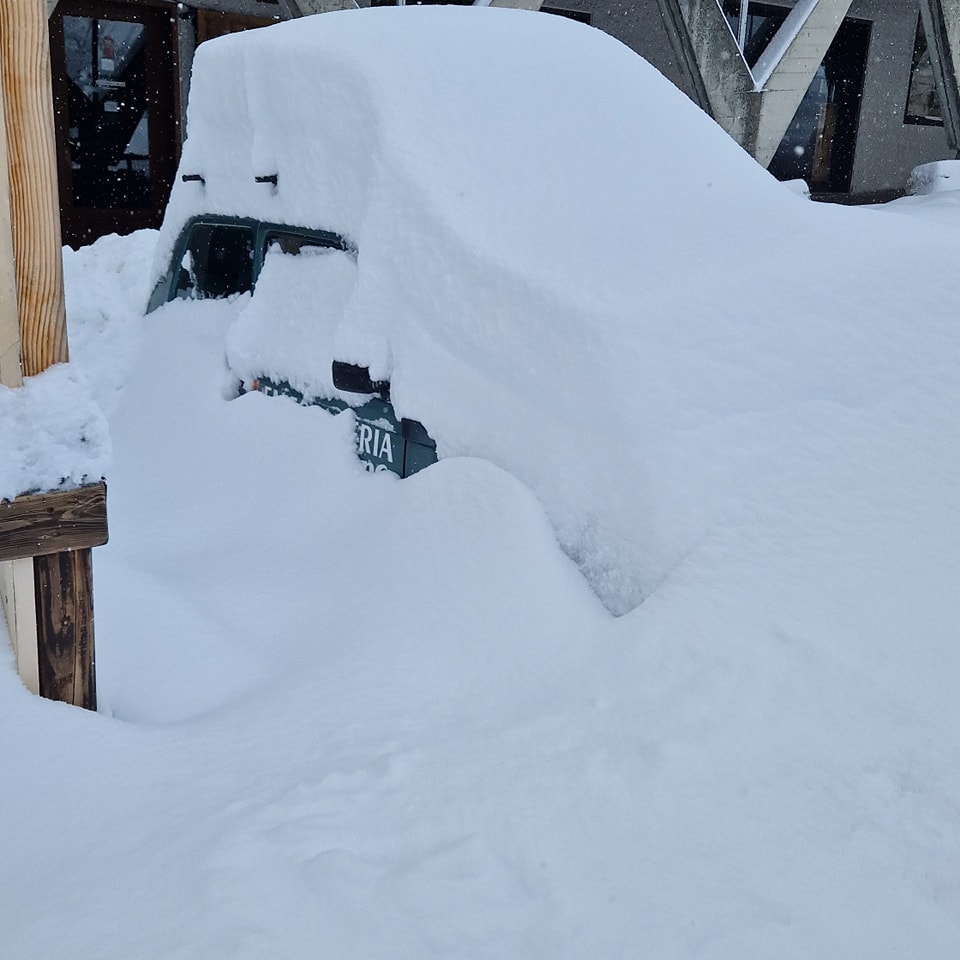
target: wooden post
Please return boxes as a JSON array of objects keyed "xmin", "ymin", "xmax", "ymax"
[
  {"xmin": 0, "ymin": 484, "xmax": 107, "ymax": 710},
  {"xmin": 0, "ymin": 0, "xmax": 101, "ymax": 710},
  {"xmin": 0, "ymin": 74, "xmax": 21, "ymax": 388},
  {"xmin": 0, "ymin": 33, "xmax": 41, "ymax": 697},
  {"xmin": 0, "ymin": 0, "xmax": 69, "ymax": 376},
  {"xmin": 34, "ymin": 550, "xmax": 96, "ymax": 709}
]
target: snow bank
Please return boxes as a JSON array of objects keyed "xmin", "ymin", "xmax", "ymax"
[
  {"xmin": 226, "ymin": 244, "xmax": 358, "ymax": 402},
  {"xmin": 23, "ymin": 216, "xmax": 960, "ymax": 959},
  {"xmin": 4, "ymin": 56, "xmax": 960, "ymax": 955},
  {"xmin": 0, "ymin": 229, "xmax": 154, "ymax": 503},
  {"xmin": 907, "ymin": 159, "xmax": 960, "ymax": 195},
  {"xmin": 63, "ymin": 229, "xmax": 157, "ymax": 417},
  {"xmin": 0, "ymin": 363, "xmax": 109, "ymax": 501}
]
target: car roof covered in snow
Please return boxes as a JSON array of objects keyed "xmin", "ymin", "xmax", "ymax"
[{"xmin": 152, "ymin": 5, "xmax": 785, "ymax": 299}]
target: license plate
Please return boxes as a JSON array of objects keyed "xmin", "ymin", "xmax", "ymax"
[
  {"xmin": 355, "ymin": 415, "xmax": 401, "ymax": 475},
  {"xmin": 251, "ymin": 376, "xmax": 436, "ymax": 478}
]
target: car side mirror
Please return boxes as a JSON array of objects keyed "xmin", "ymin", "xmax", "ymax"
[{"xmin": 332, "ymin": 361, "xmax": 390, "ymax": 399}]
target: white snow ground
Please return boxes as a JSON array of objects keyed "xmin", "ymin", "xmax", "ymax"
[{"xmin": 2, "ymin": 10, "xmax": 960, "ymax": 957}]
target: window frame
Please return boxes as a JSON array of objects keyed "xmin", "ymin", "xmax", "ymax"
[
  {"xmin": 904, "ymin": 13, "xmax": 945, "ymax": 127},
  {"xmin": 154, "ymin": 215, "xmax": 354, "ymax": 308}
]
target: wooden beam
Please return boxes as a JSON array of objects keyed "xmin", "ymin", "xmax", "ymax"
[
  {"xmin": 0, "ymin": 72, "xmax": 21, "ymax": 388},
  {"xmin": 0, "ymin": 483, "xmax": 108, "ymax": 563},
  {"xmin": 34, "ymin": 548, "xmax": 95, "ymax": 709},
  {"xmin": 0, "ymin": 9, "xmax": 38, "ymax": 696},
  {"xmin": 0, "ymin": 0, "xmax": 69, "ymax": 377},
  {"xmin": 0, "ymin": 560, "xmax": 39, "ymax": 695},
  {"xmin": 191, "ymin": 0, "xmax": 288, "ymax": 17}
]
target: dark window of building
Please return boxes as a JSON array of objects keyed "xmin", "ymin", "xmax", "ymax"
[
  {"xmin": 904, "ymin": 15, "xmax": 943, "ymax": 126},
  {"xmin": 61, "ymin": 16, "xmax": 152, "ymax": 210},
  {"xmin": 722, "ymin": 0, "xmax": 788, "ymax": 68},
  {"xmin": 196, "ymin": 10, "xmax": 281, "ymax": 45},
  {"xmin": 767, "ymin": 16, "xmax": 871, "ymax": 195},
  {"xmin": 176, "ymin": 223, "xmax": 255, "ymax": 300},
  {"xmin": 51, "ymin": 1, "xmax": 179, "ymax": 248}
]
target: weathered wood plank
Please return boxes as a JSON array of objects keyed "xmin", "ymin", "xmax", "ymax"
[
  {"xmin": 0, "ymin": 70, "xmax": 22, "ymax": 389},
  {"xmin": 0, "ymin": 482, "xmax": 108, "ymax": 562},
  {"xmin": 0, "ymin": 558, "xmax": 39, "ymax": 694},
  {"xmin": 0, "ymin": 0, "xmax": 69, "ymax": 377},
  {"xmin": 34, "ymin": 548, "xmax": 96, "ymax": 710}
]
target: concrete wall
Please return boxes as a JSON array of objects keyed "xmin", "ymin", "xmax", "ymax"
[
  {"xmin": 848, "ymin": 0, "xmax": 952, "ymax": 194},
  {"xmin": 540, "ymin": 0, "xmax": 688, "ymax": 88}
]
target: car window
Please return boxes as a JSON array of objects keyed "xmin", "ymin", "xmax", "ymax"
[
  {"xmin": 175, "ymin": 222, "xmax": 255, "ymax": 300},
  {"xmin": 264, "ymin": 231, "xmax": 340, "ymax": 257}
]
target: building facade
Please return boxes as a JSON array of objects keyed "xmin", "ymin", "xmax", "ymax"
[
  {"xmin": 535, "ymin": 0, "xmax": 957, "ymax": 200},
  {"xmin": 48, "ymin": 0, "xmax": 289, "ymax": 248}
]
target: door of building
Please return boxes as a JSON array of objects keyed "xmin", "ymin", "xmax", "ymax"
[
  {"xmin": 767, "ymin": 16, "xmax": 872, "ymax": 195},
  {"xmin": 49, "ymin": 0, "xmax": 179, "ymax": 248}
]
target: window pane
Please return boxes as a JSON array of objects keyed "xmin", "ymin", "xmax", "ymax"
[
  {"xmin": 721, "ymin": 1, "xmax": 788, "ymax": 67},
  {"xmin": 767, "ymin": 67, "xmax": 829, "ymax": 184},
  {"xmin": 905, "ymin": 16, "xmax": 943, "ymax": 125},
  {"xmin": 265, "ymin": 233, "xmax": 334, "ymax": 257},
  {"xmin": 176, "ymin": 224, "xmax": 255, "ymax": 300},
  {"xmin": 63, "ymin": 16, "xmax": 152, "ymax": 208}
]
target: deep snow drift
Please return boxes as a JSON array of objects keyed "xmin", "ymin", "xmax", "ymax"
[{"xmin": 2, "ymin": 8, "xmax": 960, "ymax": 958}]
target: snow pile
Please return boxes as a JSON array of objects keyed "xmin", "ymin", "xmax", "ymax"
[
  {"xmin": 0, "ymin": 228, "xmax": 152, "ymax": 502},
  {"xmin": 906, "ymin": 158, "xmax": 960, "ymax": 195},
  {"xmin": 2, "ymin": 76, "xmax": 960, "ymax": 960},
  {"xmin": 62, "ymin": 229, "xmax": 157, "ymax": 416},
  {"xmin": 781, "ymin": 177, "xmax": 811, "ymax": 197},
  {"xmin": 3, "ymin": 210, "xmax": 955, "ymax": 957},
  {"xmin": 0, "ymin": 229, "xmax": 153, "ymax": 501},
  {"xmin": 0, "ymin": 363, "xmax": 109, "ymax": 501}
]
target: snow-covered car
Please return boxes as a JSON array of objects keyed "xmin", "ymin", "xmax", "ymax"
[{"xmin": 146, "ymin": 4, "xmax": 835, "ymax": 614}]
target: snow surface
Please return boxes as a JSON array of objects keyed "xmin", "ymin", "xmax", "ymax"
[
  {"xmin": 226, "ymin": 243, "xmax": 359, "ymax": 403},
  {"xmin": 2, "ymin": 7, "xmax": 960, "ymax": 957},
  {"xmin": 0, "ymin": 229, "xmax": 148, "ymax": 501},
  {"xmin": 906, "ymin": 158, "xmax": 960, "ymax": 195},
  {"xmin": 0, "ymin": 363, "xmax": 108, "ymax": 500}
]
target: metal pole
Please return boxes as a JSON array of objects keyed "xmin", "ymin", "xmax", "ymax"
[{"xmin": 738, "ymin": 0, "xmax": 750, "ymax": 52}]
